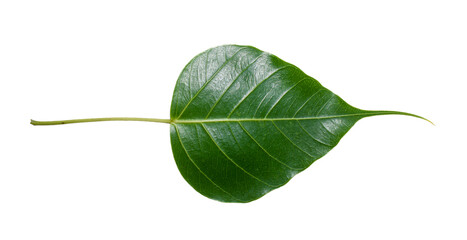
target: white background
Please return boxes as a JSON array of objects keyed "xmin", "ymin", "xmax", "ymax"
[{"xmin": 1, "ymin": 1, "xmax": 466, "ymax": 239}]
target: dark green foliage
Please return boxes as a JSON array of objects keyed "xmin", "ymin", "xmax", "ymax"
[{"xmin": 169, "ymin": 45, "xmax": 427, "ymax": 202}]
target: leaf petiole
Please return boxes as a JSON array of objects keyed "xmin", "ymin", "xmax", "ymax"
[{"xmin": 30, "ymin": 117, "xmax": 171, "ymax": 126}]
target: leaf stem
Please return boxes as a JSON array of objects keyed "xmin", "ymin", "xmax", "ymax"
[{"xmin": 30, "ymin": 117, "xmax": 171, "ymax": 126}]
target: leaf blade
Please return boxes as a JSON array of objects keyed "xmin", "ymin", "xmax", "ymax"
[{"xmin": 170, "ymin": 44, "xmax": 429, "ymax": 202}]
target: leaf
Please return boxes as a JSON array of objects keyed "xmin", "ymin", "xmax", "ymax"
[
  {"xmin": 31, "ymin": 44, "xmax": 430, "ymax": 203},
  {"xmin": 169, "ymin": 44, "xmax": 429, "ymax": 203}
]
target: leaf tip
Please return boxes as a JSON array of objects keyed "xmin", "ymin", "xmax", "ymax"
[
  {"xmin": 408, "ymin": 114, "xmax": 434, "ymax": 126},
  {"xmin": 425, "ymin": 118, "xmax": 435, "ymax": 126}
]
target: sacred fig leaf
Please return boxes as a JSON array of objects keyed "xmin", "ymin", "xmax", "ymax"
[
  {"xmin": 31, "ymin": 44, "xmax": 431, "ymax": 203},
  {"xmin": 168, "ymin": 45, "xmax": 430, "ymax": 203}
]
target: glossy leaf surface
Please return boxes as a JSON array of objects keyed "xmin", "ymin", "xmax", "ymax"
[{"xmin": 169, "ymin": 45, "xmax": 426, "ymax": 203}]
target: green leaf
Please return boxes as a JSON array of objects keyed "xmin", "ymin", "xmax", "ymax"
[
  {"xmin": 169, "ymin": 44, "xmax": 430, "ymax": 203},
  {"xmin": 31, "ymin": 44, "xmax": 430, "ymax": 203}
]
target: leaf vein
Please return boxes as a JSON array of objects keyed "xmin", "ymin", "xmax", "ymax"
[
  {"xmin": 173, "ymin": 112, "xmax": 383, "ymax": 124},
  {"xmin": 237, "ymin": 122, "xmax": 301, "ymax": 171},
  {"xmin": 227, "ymin": 64, "xmax": 294, "ymax": 118},
  {"xmin": 316, "ymin": 94, "xmax": 334, "ymax": 115},
  {"xmin": 319, "ymin": 121, "xmax": 337, "ymax": 137},
  {"xmin": 264, "ymin": 76, "xmax": 308, "ymax": 118},
  {"xmin": 174, "ymin": 125, "xmax": 245, "ymax": 202},
  {"xmin": 204, "ymin": 52, "xmax": 265, "ymax": 119},
  {"xmin": 253, "ymin": 90, "xmax": 272, "ymax": 117},
  {"xmin": 177, "ymin": 47, "xmax": 248, "ymax": 119},
  {"xmin": 201, "ymin": 124, "xmax": 276, "ymax": 187},
  {"xmin": 204, "ymin": 48, "xmax": 212, "ymax": 84},
  {"xmin": 296, "ymin": 120, "xmax": 333, "ymax": 148},
  {"xmin": 292, "ymin": 89, "xmax": 324, "ymax": 117},
  {"xmin": 188, "ymin": 59, "xmax": 194, "ymax": 99},
  {"xmin": 271, "ymin": 121, "xmax": 316, "ymax": 162}
]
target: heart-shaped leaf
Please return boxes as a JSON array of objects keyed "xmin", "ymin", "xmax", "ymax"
[
  {"xmin": 31, "ymin": 44, "xmax": 430, "ymax": 203},
  {"xmin": 169, "ymin": 45, "xmax": 429, "ymax": 203}
]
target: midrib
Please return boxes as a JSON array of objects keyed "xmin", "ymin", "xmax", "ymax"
[{"xmin": 172, "ymin": 112, "xmax": 385, "ymax": 124}]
